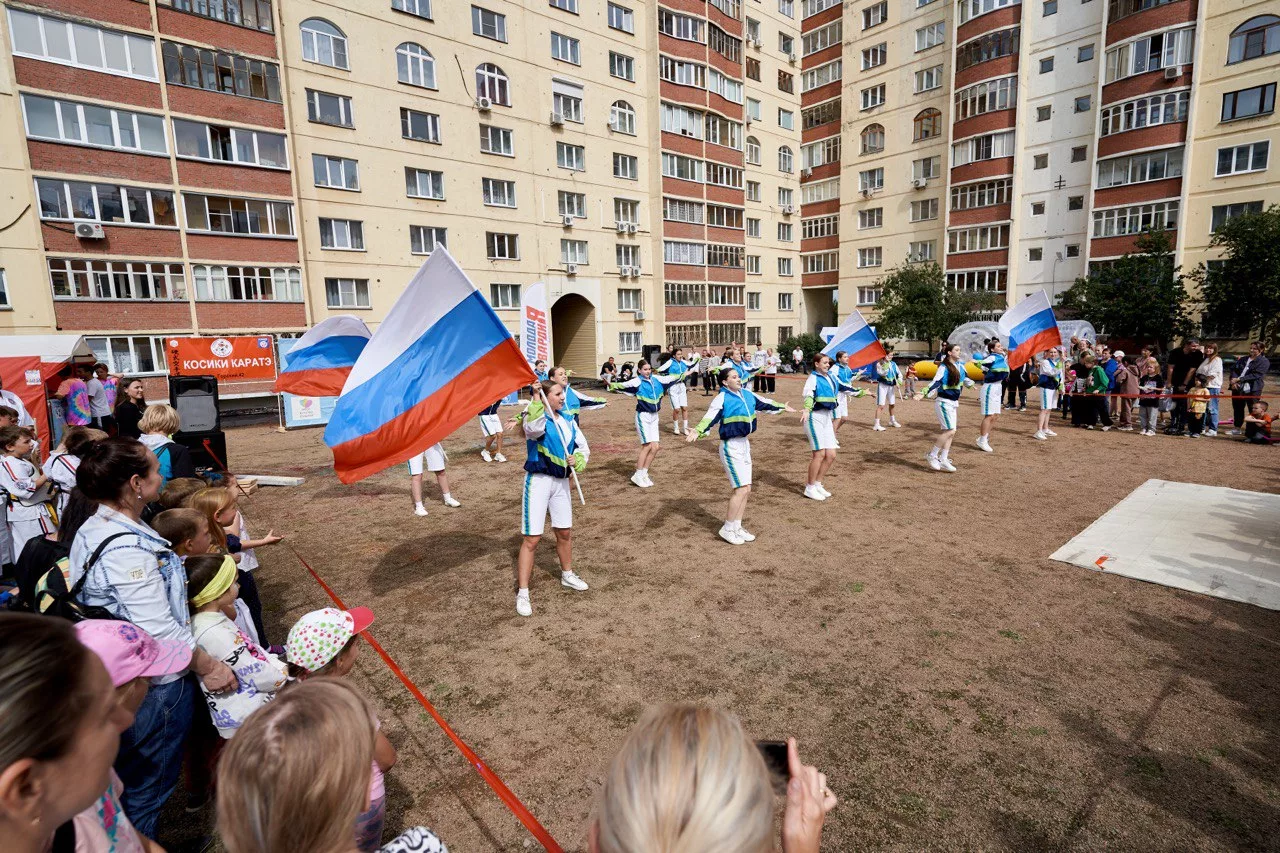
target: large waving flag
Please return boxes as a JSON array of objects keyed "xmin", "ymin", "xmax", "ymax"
[
  {"xmin": 821, "ymin": 309, "xmax": 888, "ymax": 373},
  {"xmin": 273, "ymin": 315, "xmax": 372, "ymax": 397},
  {"xmin": 324, "ymin": 249, "xmax": 536, "ymax": 483},
  {"xmin": 999, "ymin": 290, "xmax": 1062, "ymax": 370}
]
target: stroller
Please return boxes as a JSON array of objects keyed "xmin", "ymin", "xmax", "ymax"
[{"xmin": 618, "ymin": 362, "xmax": 635, "ymax": 382}]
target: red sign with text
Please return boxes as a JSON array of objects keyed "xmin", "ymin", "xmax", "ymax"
[{"xmin": 166, "ymin": 336, "xmax": 277, "ymax": 381}]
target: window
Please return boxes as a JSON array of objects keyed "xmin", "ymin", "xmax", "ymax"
[
  {"xmin": 659, "ymin": 9, "xmax": 705, "ymax": 42},
  {"xmin": 665, "ymin": 284, "xmax": 706, "ymax": 308},
  {"xmin": 802, "ymin": 0, "xmax": 839, "ymax": 16},
  {"xmin": 1222, "ymin": 84, "xmax": 1276, "ymax": 122},
  {"xmin": 746, "ymin": 256, "xmax": 761, "ymax": 275},
  {"xmin": 804, "ymin": 21, "xmax": 841, "ymax": 56},
  {"xmin": 318, "ymin": 218, "xmax": 364, "ymax": 249},
  {"xmin": 325, "ymin": 278, "xmax": 370, "ymax": 308},
  {"xmin": 22, "ymin": 95, "xmax": 167, "ymax": 155},
  {"xmin": 313, "ymin": 155, "xmax": 359, "ymax": 190},
  {"xmin": 49, "ymin": 258, "xmax": 186, "ymax": 301},
  {"xmin": 1228, "ymin": 15, "xmax": 1280, "ymax": 64},
  {"xmin": 619, "ymin": 332, "xmax": 642, "ymax": 353},
  {"xmin": 1211, "ymin": 201, "xmax": 1263, "ymax": 231},
  {"xmin": 487, "ymin": 283, "xmax": 519, "ymax": 309},
  {"xmin": 745, "ymin": 136, "xmax": 761, "ymax": 165},
  {"xmin": 1068, "ymin": 195, "xmax": 1084, "ymax": 210},
  {"xmin": 713, "ymin": 0, "xmax": 743, "ymax": 19},
  {"xmin": 746, "ymin": 18, "xmax": 761, "ymax": 42},
  {"xmin": 1034, "ymin": 153, "xmax": 1048, "ymax": 169},
  {"xmin": 909, "ymin": 240, "xmax": 936, "ymax": 262},
  {"xmin": 954, "ymin": 76, "xmax": 1017, "ymax": 119},
  {"xmin": 916, "ymin": 22, "xmax": 945, "ymax": 51},
  {"xmin": 950, "ymin": 178, "xmax": 1011, "ymax": 210},
  {"xmin": 1216, "ymin": 141, "xmax": 1270, "ymax": 177},
  {"xmin": 1100, "ymin": 90, "xmax": 1189, "ymax": 136},
  {"xmin": 910, "ymin": 198, "xmax": 939, "ymax": 221},
  {"xmin": 913, "ymin": 156, "xmax": 942, "ymax": 180},
  {"xmin": 802, "ymin": 136, "xmax": 841, "ymax": 170},
  {"xmin": 1107, "ymin": 0, "xmax": 1176, "ymax": 20},
  {"xmin": 168, "ymin": 119, "xmax": 288, "ymax": 169},
  {"xmin": 802, "ymin": 252, "xmax": 836, "ymax": 273},
  {"xmin": 802, "ymin": 59, "xmax": 842, "ymax": 93},
  {"xmin": 956, "ymin": 27, "xmax": 1020, "ymax": 72},
  {"xmin": 707, "ymin": 114, "xmax": 741, "ymax": 149},
  {"xmin": 608, "ymin": 3, "xmax": 634, "ymax": 32},
  {"xmin": 170, "ymin": 0, "xmax": 273, "ymax": 31},
  {"xmin": 183, "ymin": 193, "xmax": 293, "ymax": 236},
  {"xmin": 778, "ymin": 257, "xmax": 794, "ymax": 276},
  {"xmin": 300, "ymin": 19, "xmax": 347, "ymax": 69},
  {"xmin": 561, "ymin": 240, "xmax": 589, "ymax": 264},
  {"xmin": 742, "ymin": 217, "xmax": 760, "ymax": 238},
  {"xmin": 665, "ymin": 240, "xmax": 706, "ymax": 265},
  {"xmin": 1066, "ymin": 245, "xmax": 1080, "ymax": 258},
  {"xmin": 393, "ymin": 0, "xmax": 433, "ymax": 19},
  {"xmin": 779, "ymin": 0, "xmax": 794, "ymax": 17},
  {"xmin": 778, "ymin": 71, "xmax": 794, "ymax": 93},
  {"xmin": 706, "ymin": 163, "xmax": 744, "ymax": 188},
  {"xmin": 662, "ymin": 152, "xmax": 703, "ymax": 182},
  {"xmin": 471, "ymin": 64, "xmax": 511, "ymax": 107},
  {"xmin": 1079, "ymin": 44, "xmax": 1094, "ymax": 62},
  {"xmin": 161, "ymin": 42, "xmax": 281, "ymax": 101},
  {"xmin": 951, "ymin": 130, "xmax": 1015, "ymax": 166},
  {"xmin": 549, "ymin": 0, "xmax": 577, "ymax": 11},
  {"xmin": 858, "ymin": 208, "xmax": 883, "ymax": 229},
  {"xmin": 709, "ymin": 282, "xmax": 744, "ymax": 301},
  {"xmin": 747, "ymin": 98, "xmax": 762, "ymax": 120},
  {"xmin": 610, "ymin": 52, "xmax": 635, "ymax": 81},
  {"xmin": 664, "ymin": 198, "xmax": 704, "ymax": 224},
  {"xmin": 551, "ymin": 32, "xmax": 580, "ymax": 63},
  {"xmin": 744, "ymin": 291, "xmax": 761, "ymax": 311},
  {"xmin": 480, "ymin": 124, "xmax": 513, "ymax": 156},
  {"xmin": 1071, "ymin": 146, "xmax": 1087, "ymax": 162},
  {"xmin": 709, "ymin": 26, "xmax": 742, "ymax": 62},
  {"xmin": 947, "ymin": 269, "xmax": 1007, "ymax": 292},
  {"xmin": 916, "ymin": 65, "xmax": 944, "ymax": 93},
  {"xmin": 914, "ymin": 109, "xmax": 942, "ymax": 141},
  {"xmin": 616, "ymin": 245, "xmax": 640, "ymax": 269},
  {"xmin": 472, "ymin": 6, "xmax": 507, "ymax": 41},
  {"xmin": 661, "ymin": 57, "xmax": 706, "ymax": 88},
  {"xmin": 778, "ymin": 146, "xmax": 793, "ymax": 173},
  {"xmin": 553, "ymin": 86, "xmax": 584, "ymax": 122},
  {"xmin": 0, "ymin": 270, "xmax": 6, "ymax": 309},
  {"xmin": 861, "ymin": 124, "xmax": 885, "ymax": 154},
  {"xmin": 611, "ymin": 101, "xmax": 636, "ymax": 135},
  {"xmin": 487, "ymin": 233, "xmax": 520, "ymax": 259},
  {"xmin": 396, "ymin": 43, "xmax": 436, "ymax": 88},
  {"xmin": 1044, "ymin": 0, "xmax": 1056, "ymax": 14},
  {"xmin": 862, "ymin": 85, "xmax": 886, "ymax": 111},
  {"xmin": 746, "ymin": 58, "xmax": 761, "ymax": 81},
  {"xmin": 777, "ymin": 223, "xmax": 793, "ymax": 241},
  {"xmin": 863, "ymin": 1, "xmax": 887, "ymax": 29},
  {"xmin": 948, "ymin": 224, "xmax": 1010, "ymax": 252},
  {"xmin": 859, "ymin": 168, "xmax": 884, "ymax": 191},
  {"xmin": 957, "ymin": 0, "xmax": 1017, "ymax": 24},
  {"xmin": 191, "ymin": 265, "xmax": 302, "ymax": 301},
  {"xmin": 617, "ymin": 288, "xmax": 642, "ymax": 311},
  {"xmin": 9, "ymin": 10, "xmax": 157, "ymax": 80},
  {"xmin": 1092, "ymin": 201, "xmax": 1180, "ymax": 237},
  {"xmin": 778, "ymin": 109, "xmax": 795, "ymax": 130},
  {"xmin": 615, "ymin": 198, "xmax": 640, "ymax": 224},
  {"xmin": 708, "ymin": 69, "xmax": 744, "ymax": 103},
  {"xmin": 613, "ymin": 153, "xmax": 639, "ymax": 179},
  {"xmin": 856, "ymin": 248, "xmax": 882, "ymax": 268},
  {"xmin": 707, "ymin": 205, "xmax": 744, "ymax": 229},
  {"xmin": 803, "ymin": 214, "xmax": 839, "ymax": 239},
  {"xmin": 395, "ymin": 109, "xmax": 439, "ymax": 145},
  {"xmin": 862, "ymin": 43, "xmax": 887, "ymax": 69},
  {"xmin": 482, "ymin": 178, "xmax": 516, "ymax": 208},
  {"xmin": 747, "ymin": 181, "xmax": 761, "ymax": 201},
  {"xmin": 1031, "ymin": 201, "xmax": 1045, "ymax": 215},
  {"xmin": 556, "ymin": 191, "xmax": 585, "ymax": 219},
  {"xmin": 779, "ymin": 188, "xmax": 794, "ymax": 207},
  {"xmin": 857, "ymin": 287, "xmax": 881, "ymax": 306},
  {"xmin": 410, "ymin": 225, "xmax": 446, "ymax": 255},
  {"xmin": 1104, "ymin": 27, "xmax": 1195, "ymax": 83},
  {"xmin": 779, "ymin": 33, "xmax": 795, "ymax": 54},
  {"xmin": 1036, "ymin": 105, "xmax": 1052, "ymax": 121},
  {"xmin": 1028, "ymin": 247, "xmax": 1044, "ymax": 261},
  {"xmin": 557, "ymin": 142, "xmax": 585, "ymax": 171},
  {"xmin": 306, "ymin": 90, "xmax": 353, "ymax": 127},
  {"xmin": 773, "ymin": 292, "xmax": 792, "ymax": 311}
]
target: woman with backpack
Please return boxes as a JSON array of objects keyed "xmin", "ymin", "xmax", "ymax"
[
  {"xmin": 68, "ymin": 437, "xmax": 237, "ymax": 838},
  {"xmin": 137, "ymin": 404, "xmax": 197, "ymax": 485}
]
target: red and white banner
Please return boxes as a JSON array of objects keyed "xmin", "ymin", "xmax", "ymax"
[
  {"xmin": 520, "ymin": 282, "xmax": 551, "ymax": 367},
  {"xmin": 166, "ymin": 335, "xmax": 277, "ymax": 381}
]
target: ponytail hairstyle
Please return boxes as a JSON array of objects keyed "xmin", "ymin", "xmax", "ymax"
[
  {"xmin": 57, "ymin": 489, "xmax": 99, "ymax": 544},
  {"xmin": 62, "ymin": 425, "xmax": 107, "ymax": 458},
  {"xmin": 76, "ymin": 437, "xmax": 154, "ymax": 502},
  {"xmin": 941, "ymin": 345, "xmax": 961, "ymax": 386}
]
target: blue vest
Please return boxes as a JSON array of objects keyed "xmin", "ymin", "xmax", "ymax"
[
  {"xmin": 730, "ymin": 360, "xmax": 753, "ymax": 381},
  {"xmin": 664, "ymin": 358, "xmax": 692, "ymax": 380},
  {"xmin": 935, "ymin": 364, "xmax": 965, "ymax": 400},
  {"xmin": 811, "ymin": 374, "xmax": 838, "ymax": 410},
  {"xmin": 635, "ymin": 376, "xmax": 665, "ymax": 413},
  {"xmin": 875, "ymin": 361, "xmax": 900, "ymax": 385},
  {"xmin": 1037, "ymin": 360, "xmax": 1063, "ymax": 389},
  {"xmin": 980, "ymin": 353, "xmax": 1010, "ymax": 384},
  {"xmin": 562, "ymin": 386, "xmax": 584, "ymax": 421},
  {"xmin": 524, "ymin": 413, "xmax": 577, "ymax": 478},
  {"xmin": 836, "ymin": 364, "xmax": 855, "ymax": 385},
  {"xmin": 719, "ymin": 390, "xmax": 760, "ymax": 440}
]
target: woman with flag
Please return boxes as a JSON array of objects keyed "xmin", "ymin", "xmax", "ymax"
[
  {"xmin": 920, "ymin": 344, "xmax": 975, "ymax": 472},
  {"xmin": 972, "ymin": 339, "xmax": 1010, "ymax": 453},
  {"xmin": 686, "ymin": 366, "xmax": 794, "ymax": 544},
  {"xmin": 516, "ymin": 381, "xmax": 590, "ymax": 617},
  {"xmin": 801, "ymin": 354, "xmax": 860, "ymax": 501},
  {"xmin": 609, "ymin": 360, "xmax": 685, "ymax": 488},
  {"xmin": 871, "ymin": 348, "xmax": 903, "ymax": 431},
  {"xmin": 832, "ymin": 351, "xmax": 863, "ymax": 434},
  {"xmin": 1033, "ymin": 347, "xmax": 1065, "ymax": 440},
  {"xmin": 656, "ymin": 346, "xmax": 702, "ymax": 435}
]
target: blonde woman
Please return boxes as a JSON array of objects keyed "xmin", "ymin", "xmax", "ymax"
[
  {"xmin": 591, "ymin": 704, "xmax": 836, "ymax": 853},
  {"xmin": 217, "ymin": 678, "xmax": 447, "ymax": 853}
]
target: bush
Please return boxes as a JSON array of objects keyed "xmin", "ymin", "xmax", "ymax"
[{"xmin": 780, "ymin": 333, "xmax": 826, "ymax": 368}]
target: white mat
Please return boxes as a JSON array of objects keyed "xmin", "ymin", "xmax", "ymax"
[{"xmin": 1050, "ymin": 479, "xmax": 1280, "ymax": 611}]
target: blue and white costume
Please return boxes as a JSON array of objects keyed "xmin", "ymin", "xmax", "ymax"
[
  {"xmin": 656, "ymin": 353, "xmax": 702, "ymax": 410},
  {"xmin": 1036, "ymin": 357, "xmax": 1065, "ymax": 411},
  {"xmin": 726, "ymin": 358, "xmax": 763, "ymax": 385},
  {"xmin": 802, "ymin": 371, "xmax": 858, "ymax": 451},
  {"xmin": 561, "ymin": 385, "xmax": 607, "ymax": 423},
  {"xmin": 521, "ymin": 402, "xmax": 588, "ymax": 536},
  {"xmin": 973, "ymin": 351, "xmax": 1010, "ymax": 416},
  {"xmin": 874, "ymin": 360, "xmax": 902, "ymax": 407},
  {"xmin": 924, "ymin": 363, "xmax": 975, "ymax": 431},
  {"xmin": 834, "ymin": 363, "xmax": 858, "ymax": 418},
  {"xmin": 610, "ymin": 373, "xmax": 683, "ymax": 444},
  {"xmin": 691, "ymin": 387, "xmax": 787, "ymax": 488}
]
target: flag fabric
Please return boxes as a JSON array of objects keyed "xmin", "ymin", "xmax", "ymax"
[
  {"xmin": 820, "ymin": 309, "xmax": 888, "ymax": 373},
  {"xmin": 273, "ymin": 315, "xmax": 372, "ymax": 397},
  {"xmin": 323, "ymin": 249, "xmax": 536, "ymax": 483},
  {"xmin": 999, "ymin": 290, "xmax": 1062, "ymax": 370}
]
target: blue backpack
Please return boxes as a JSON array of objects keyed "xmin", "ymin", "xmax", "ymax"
[{"xmin": 154, "ymin": 442, "xmax": 174, "ymax": 486}]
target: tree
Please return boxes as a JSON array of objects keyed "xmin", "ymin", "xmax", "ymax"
[
  {"xmin": 872, "ymin": 261, "xmax": 1002, "ymax": 351},
  {"xmin": 1057, "ymin": 230, "xmax": 1192, "ymax": 352},
  {"xmin": 779, "ymin": 332, "xmax": 826, "ymax": 366},
  {"xmin": 1187, "ymin": 203, "xmax": 1280, "ymax": 350}
]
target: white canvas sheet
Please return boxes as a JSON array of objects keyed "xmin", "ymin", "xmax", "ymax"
[{"xmin": 1050, "ymin": 479, "xmax": 1280, "ymax": 611}]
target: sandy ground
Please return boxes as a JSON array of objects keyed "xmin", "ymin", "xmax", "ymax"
[{"xmin": 178, "ymin": 382, "xmax": 1279, "ymax": 851}]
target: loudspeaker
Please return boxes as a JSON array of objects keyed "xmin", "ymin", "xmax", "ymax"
[
  {"xmin": 641, "ymin": 344, "xmax": 663, "ymax": 367},
  {"xmin": 168, "ymin": 375, "xmax": 220, "ymax": 434},
  {"xmin": 174, "ymin": 430, "xmax": 228, "ymax": 472}
]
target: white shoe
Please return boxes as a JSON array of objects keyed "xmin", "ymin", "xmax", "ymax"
[
  {"xmin": 940, "ymin": 459, "xmax": 957, "ymax": 472},
  {"xmin": 642, "ymin": 472, "xmax": 655, "ymax": 488},
  {"xmin": 890, "ymin": 418, "xmax": 901, "ymax": 428},
  {"xmin": 1204, "ymin": 429, "xmax": 1217, "ymax": 437},
  {"xmin": 872, "ymin": 423, "xmax": 887, "ymax": 431},
  {"xmin": 673, "ymin": 423, "xmax": 681, "ymax": 434},
  {"xmin": 516, "ymin": 592, "xmax": 532, "ymax": 617},
  {"xmin": 927, "ymin": 453, "xmax": 942, "ymax": 471},
  {"xmin": 442, "ymin": 495, "xmax": 461, "ymax": 508},
  {"xmin": 414, "ymin": 504, "xmax": 428, "ymax": 517},
  {"xmin": 481, "ymin": 449, "xmax": 492, "ymax": 462},
  {"xmin": 560, "ymin": 571, "xmax": 589, "ymax": 591},
  {"xmin": 1033, "ymin": 431, "xmax": 1047, "ymax": 440},
  {"xmin": 816, "ymin": 483, "xmax": 831, "ymax": 498},
  {"xmin": 718, "ymin": 524, "xmax": 746, "ymax": 545},
  {"xmin": 976, "ymin": 437, "xmax": 993, "ymax": 453},
  {"xmin": 736, "ymin": 525, "xmax": 756, "ymax": 542},
  {"xmin": 1044, "ymin": 429, "xmax": 1057, "ymax": 436},
  {"xmin": 631, "ymin": 471, "xmax": 647, "ymax": 488},
  {"xmin": 804, "ymin": 484, "xmax": 827, "ymax": 501},
  {"xmin": 494, "ymin": 453, "xmax": 507, "ymax": 463}
]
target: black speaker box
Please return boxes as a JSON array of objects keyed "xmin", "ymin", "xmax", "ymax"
[
  {"xmin": 641, "ymin": 344, "xmax": 663, "ymax": 367},
  {"xmin": 168, "ymin": 375, "xmax": 221, "ymax": 434},
  {"xmin": 174, "ymin": 430, "xmax": 228, "ymax": 472}
]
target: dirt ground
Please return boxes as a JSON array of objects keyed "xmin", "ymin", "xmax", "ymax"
[{"xmin": 193, "ymin": 382, "xmax": 1277, "ymax": 851}]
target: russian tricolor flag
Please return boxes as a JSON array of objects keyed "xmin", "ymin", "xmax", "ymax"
[
  {"xmin": 324, "ymin": 249, "xmax": 536, "ymax": 483},
  {"xmin": 273, "ymin": 315, "xmax": 372, "ymax": 397},
  {"xmin": 999, "ymin": 290, "xmax": 1062, "ymax": 370},
  {"xmin": 821, "ymin": 309, "xmax": 888, "ymax": 373}
]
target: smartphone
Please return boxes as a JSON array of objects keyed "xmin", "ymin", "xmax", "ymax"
[{"xmin": 756, "ymin": 740, "xmax": 790, "ymax": 794}]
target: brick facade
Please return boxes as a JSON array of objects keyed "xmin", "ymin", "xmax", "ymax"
[
  {"xmin": 175, "ymin": 160, "xmax": 294, "ymax": 196},
  {"xmin": 15, "ymin": 58, "xmax": 162, "ymax": 109},
  {"xmin": 165, "ymin": 86, "xmax": 286, "ymax": 129},
  {"xmin": 185, "ymin": 234, "xmax": 299, "ymax": 263},
  {"xmin": 28, "ymin": 141, "xmax": 173, "ymax": 184},
  {"xmin": 54, "ymin": 299, "xmax": 193, "ymax": 332},
  {"xmin": 156, "ymin": 7, "xmax": 279, "ymax": 58},
  {"xmin": 195, "ymin": 300, "xmax": 306, "ymax": 331},
  {"xmin": 41, "ymin": 223, "xmax": 184, "ymax": 256}
]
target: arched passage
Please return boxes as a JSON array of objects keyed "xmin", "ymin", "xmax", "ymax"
[{"xmin": 551, "ymin": 293, "xmax": 597, "ymax": 377}]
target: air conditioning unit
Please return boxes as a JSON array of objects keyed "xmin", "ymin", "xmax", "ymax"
[
  {"xmin": 626, "ymin": 223, "xmax": 638, "ymax": 234},
  {"xmin": 616, "ymin": 220, "xmax": 628, "ymax": 233},
  {"xmin": 745, "ymin": 116, "xmax": 753, "ymax": 125},
  {"xmin": 550, "ymin": 111, "xmax": 565, "ymax": 126},
  {"xmin": 565, "ymin": 263, "xmax": 578, "ymax": 275},
  {"xmin": 75, "ymin": 222, "xmax": 105, "ymax": 240},
  {"xmin": 912, "ymin": 177, "xmax": 928, "ymax": 189},
  {"xmin": 788, "ymin": 52, "xmax": 797, "ymax": 64},
  {"xmin": 781, "ymin": 204, "xmax": 795, "ymax": 215},
  {"xmin": 861, "ymin": 188, "xmax": 876, "ymax": 198},
  {"xmin": 634, "ymin": 310, "xmax": 646, "ymax": 320},
  {"xmin": 751, "ymin": 38, "xmax": 762, "ymax": 48},
  {"xmin": 1163, "ymin": 65, "xmax": 1182, "ymax": 80},
  {"xmin": 476, "ymin": 96, "xmax": 493, "ymax": 111},
  {"xmin": 802, "ymin": 167, "xmax": 814, "ymax": 177},
  {"xmin": 620, "ymin": 265, "xmax": 634, "ymax": 277},
  {"xmin": 609, "ymin": 118, "xmax": 621, "ymax": 132},
  {"xmin": 562, "ymin": 214, "xmax": 575, "ymax": 227}
]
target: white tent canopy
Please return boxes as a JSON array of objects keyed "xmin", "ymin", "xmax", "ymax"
[{"xmin": 0, "ymin": 334, "xmax": 95, "ymax": 364}]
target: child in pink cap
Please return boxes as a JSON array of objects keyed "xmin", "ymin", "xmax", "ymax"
[{"xmin": 74, "ymin": 619, "xmax": 192, "ymax": 853}]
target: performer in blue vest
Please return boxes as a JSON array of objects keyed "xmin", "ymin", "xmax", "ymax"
[
  {"xmin": 724, "ymin": 346, "xmax": 764, "ymax": 385},
  {"xmin": 973, "ymin": 339, "xmax": 1010, "ymax": 453},
  {"xmin": 687, "ymin": 366, "xmax": 794, "ymax": 544},
  {"xmin": 801, "ymin": 353, "xmax": 861, "ymax": 501},
  {"xmin": 872, "ymin": 347, "xmax": 903, "ymax": 431},
  {"xmin": 550, "ymin": 365, "xmax": 606, "ymax": 423},
  {"xmin": 832, "ymin": 350, "xmax": 865, "ymax": 434},
  {"xmin": 655, "ymin": 346, "xmax": 702, "ymax": 436},
  {"xmin": 609, "ymin": 360, "xmax": 684, "ymax": 488},
  {"xmin": 1034, "ymin": 346, "xmax": 1065, "ymax": 440},
  {"xmin": 477, "ymin": 398, "xmax": 507, "ymax": 463},
  {"xmin": 516, "ymin": 381, "xmax": 590, "ymax": 617},
  {"xmin": 920, "ymin": 343, "xmax": 975, "ymax": 472}
]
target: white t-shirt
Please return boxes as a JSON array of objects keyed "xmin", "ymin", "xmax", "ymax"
[
  {"xmin": 765, "ymin": 354, "xmax": 780, "ymax": 375},
  {"xmin": 0, "ymin": 389, "xmax": 35, "ymax": 427},
  {"xmin": 792, "ymin": 348, "xmax": 803, "ymax": 363},
  {"xmin": 1195, "ymin": 356, "xmax": 1223, "ymax": 390},
  {"xmin": 191, "ymin": 611, "xmax": 287, "ymax": 737}
]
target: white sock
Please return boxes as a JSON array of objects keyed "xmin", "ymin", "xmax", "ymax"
[
  {"xmin": 940, "ymin": 449, "xmax": 950, "ymax": 462},
  {"xmin": 415, "ymin": 501, "xmax": 425, "ymax": 510},
  {"xmin": 928, "ymin": 447, "xmax": 939, "ymax": 458},
  {"xmin": 441, "ymin": 493, "xmax": 452, "ymax": 501},
  {"xmin": 517, "ymin": 587, "xmax": 529, "ymax": 598},
  {"xmin": 874, "ymin": 419, "xmax": 881, "ymax": 426},
  {"xmin": 725, "ymin": 519, "xmax": 735, "ymax": 529}
]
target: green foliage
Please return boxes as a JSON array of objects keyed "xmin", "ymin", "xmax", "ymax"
[
  {"xmin": 1057, "ymin": 231, "xmax": 1192, "ymax": 351},
  {"xmin": 872, "ymin": 262, "xmax": 1003, "ymax": 350},
  {"xmin": 1187, "ymin": 204, "xmax": 1280, "ymax": 349},
  {"xmin": 779, "ymin": 332, "xmax": 826, "ymax": 365}
]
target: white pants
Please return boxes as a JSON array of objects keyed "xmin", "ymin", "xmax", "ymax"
[
  {"xmin": 834, "ymin": 395, "xmax": 849, "ymax": 418},
  {"xmin": 407, "ymin": 443, "xmax": 446, "ymax": 475},
  {"xmin": 935, "ymin": 398, "xmax": 959, "ymax": 431},
  {"xmin": 479, "ymin": 414, "xmax": 503, "ymax": 437},
  {"xmin": 636, "ymin": 410, "xmax": 660, "ymax": 444},
  {"xmin": 1039, "ymin": 388, "xmax": 1059, "ymax": 411},
  {"xmin": 667, "ymin": 382, "xmax": 688, "ymax": 410},
  {"xmin": 876, "ymin": 384, "xmax": 897, "ymax": 406},
  {"xmin": 719, "ymin": 437, "xmax": 752, "ymax": 488},
  {"xmin": 980, "ymin": 383, "xmax": 1003, "ymax": 416},
  {"xmin": 805, "ymin": 409, "xmax": 838, "ymax": 451},
  {"xmin": 521, "ymin": 472, "xmax": 571, "ymax": 536}
]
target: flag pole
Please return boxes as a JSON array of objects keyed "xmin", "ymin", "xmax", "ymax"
[{"xmin": 571, "ymin": 469, "xmax": 585, "ymax": 505}]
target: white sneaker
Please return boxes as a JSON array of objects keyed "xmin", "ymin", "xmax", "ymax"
[
  {"xmin": 927, "ymin": 453, "xmax": 942, "ymax": 471},
  {"xmin": 718, "ymin": 524, "xmax": 746, "ymax": 545},
  {"xmin": 976, "ymin": 437, "xmax": 993, "ymax": 453},
  {"xmin": 940, "ymin": 459, "xmax": 957, "ymax": 473},
  {"xmin": 890, "ymin": 418, "xmax": 901, "ymax": 428},
  {"xmin": 816, "ymin": 483, "xmax": 831, "ymax": 498},
  {"xmin": 631, "ymin": 471, "xmax": 647, "ymax": 488},
  {"xmin": 804, "ymin": 484, "xmax": 827, "ymax": 501},
  {"xmin": 1033, "ymin": 431, "xmax": 1047, "ymax": 440},
  {"xmin": 1044, "ymin": 429, "xmax": 1058, "ymax": 437},
  {"xmin": 1204, "ymin": 429, "xmax": 1217, "ymax": 437},
  {"xmin": 673, "ymin": 423, "xmax": 681, "ymax": 434},
  {"xmin": 442, "ymin": 495, "xmax": 461, "ymax": 508},
  {"xmin": 494, "ymin": 453, "xmax": 507, "ymax": 463},
  {"xmin": 737, "ymin": 525, "xmax": 756, "ymax": 542},
  {"xmin": 560, "ymin": 571, "xmax": 589, "ymax": 591},
  {"xmin": 872, "ymin": 423, "xmax": 887, "ymax": 431},
  {"xmin": 414, "ymin": 504, "xmax": 428, "ymax": 517},
  {"xmin": 516, "ymin": 592, "xmax": 532, "ymax": 617},
  {"xmin": 481, "ymin": 449, "xmax": 493, "ymax": 462},
  {"xmin": 641, "ymin": 472, "xmax": 654, "ymax": 488}
]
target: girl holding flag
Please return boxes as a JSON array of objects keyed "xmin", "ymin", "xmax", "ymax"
[
  {"xmin": 687, "ymin": 366, "xmax": 794, "ymax": 544},
  {"xmin": 801, "ymin": 354, "xmax": 860, "ymax": 501},
  {"xmin": 656, "ymin": 347, "xmax": 702, "ymax": 435},
  {"xmin": 609, "ymin": 360, "xmax": 684, "ymax": 488},
  {"xmin": 872, "ymin": 348, "xmax": 903, "ymax": 431},
  {"xmin": 832, "ymin": 351, "xmax": 862, "ymax": 434},
  {"xmin": 517, "ymin": 381, "xmax": 590, "ymax": 617},
  {"xmin": 973, "ymin": 339, "xmax": 1010, "ymax": 453},
  {"xmin": 920, "ymin": 344, "xmax": 975, "ymax": 472},
  {"xmin": 1033, "ymin": 347, "xmax": 1065, "ymax": 440}
]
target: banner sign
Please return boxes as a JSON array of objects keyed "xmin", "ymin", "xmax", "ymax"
[
  {"xmin": 278, "ymin": 338, "xmax": 336, "ymax": 428},
  {"xmin": 167, "ymin": 335, "xmax": 276, "ymax": 381},
  {"xmin": 520, "ymin": 282, "xmax": 551, "ymax": 367}
]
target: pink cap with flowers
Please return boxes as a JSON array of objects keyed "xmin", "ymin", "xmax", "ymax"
[
  {"xmin": 285, "ymin": 606, "xmax": 374, "ymax": 673},
  {"xmin": 76, "ymin": 620, "xmax": 193, "ymax": 687}
]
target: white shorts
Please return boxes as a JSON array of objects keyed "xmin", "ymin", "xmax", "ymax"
[
  {"xmin": 935, "ymin": 398, "xmax": 959, "ymax": 431},
  {"xmin": 407, "ymin": 443, "xmax": 446, "ymax": 475},
  {"xmin": 667, "ymin": 382, "xmax": 688, "ymax": 409},
  {"xmin": 719, "ymin": 437, "xmax": 752, "ymax": 488},
  {"xmin": 835, "ymin": 395, "xmax": 849, "ymax": 418},
  {"xmin": 521, "ymin": 472, "xmax": 571, "ymax": 536},
  {"xmin": 877, "ymin": 384, "xmax": 897, "ymax": 406},
  {"xmin": 1039, "ymin": 388, "xmax": 1059, "ymax": 411},
  {"xmin": 980, "ymin": 383, "xmax": 1003, "ymax": 416},
  {"xmin": 636, "ymin": 410, "xmax": 660, "ymax": 444},
  {"xmin": 805, "ymin": 409, "xmax": 838, "ymax": 451},
  {"xmin": 479, "ymin": 414, "xmax": 503, "ymax": 437}
]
